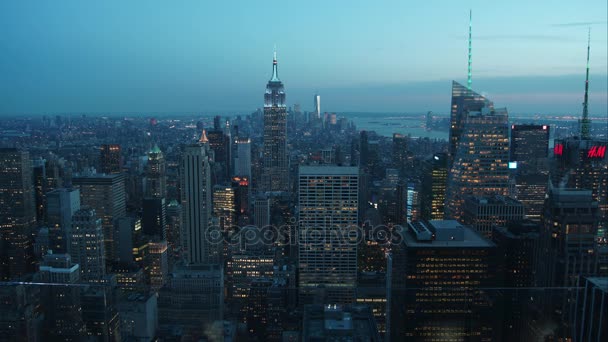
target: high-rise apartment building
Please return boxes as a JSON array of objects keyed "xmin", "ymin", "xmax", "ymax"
[
  {"xmin": 73, "ymin": 172, "xmax": 126, "ymax": 261},
  {"xmin": 261, "ymin": 52, "xmax": 289, "ymax": 192},
  {"xmin": 298, "ymin": 166, "xmax": 359, "ymax": 304},
  {"xmin": 0, "ymin": 148, "xmax": 36, "ymax": 280},
  {"xmin": 180, "ymin": 131, "xmax": 219, "ymax": 265}
]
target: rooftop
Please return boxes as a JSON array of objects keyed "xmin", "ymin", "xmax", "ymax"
[
  {"xmin": 404, "ymin": 220, "xmax": 494, "ymax": 248},
  {"xmin": 299, "ymin": 165, "xmax": 359, "ymax": 176}
]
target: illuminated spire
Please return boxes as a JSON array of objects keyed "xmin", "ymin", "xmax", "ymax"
[
  {"xmin": 580, "ymin": 28, "xmax": 591, "ymax": 139},
  {"xmin": 199, "ymin": 129, "xmax": 209, "ymax": 144},
  {"xmin": 467, "ymin": 9, "xmax": 473, "ymax": 90},
  {"xmin": 270, "ymin": 46, "xmax": 280, "ymax": 82}
]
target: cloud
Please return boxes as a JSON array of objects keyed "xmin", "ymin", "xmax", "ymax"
[{"xmin": 552, "ymin": 21, "xmax": 607, "ymax": 27}]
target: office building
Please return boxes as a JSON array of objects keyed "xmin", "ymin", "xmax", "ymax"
[
  {"xmin": 392, "ymin": 133, "xmax": 408, "ymax": 173},
  {"xmin": 116, "ymin": 292, "xmax": 158, "ymax": 342},
  {"xmin": 36, "ymin": 252, "xmax": 85, "ymax": 340},
  {"xmin": 81, "ymin": 287, "xmax": 121, "ymax": 342},
  {"xmin": 302, "ymin": 305, "xmax": 381, "ymax": 341},
  {"xmin": 261, "ymin": 52, "xmax": 289, "ymax": 192},
  {"xmin": 213, "ymin": 185, "xmax": 236, "ymax": 233},
  {"xmin": 463, "ymin": 195, "xmax": 525, "ymax": 238},
  {"xmin": 569, "ymin": 277, "xmax": 607, "ymax": 341},
  {"xmin": 253, "ymin": 194, "xmax": 270, "ymax": 228},
  {"xmin": 553, "ymin": 137, "xmax": 607, "ymax": 234},
  {"xmin": 314, "ymin": 93, "xmax": 321, "ymax": 119},
  {"xmin": 142, "ymin": 197, "xmax": 166, "ymax": 239},
  {"xmin": 147, "ymin": 241, "xmax": 168, "ymax": 291},
  {"xmin": 46, "ymin": 188, "xmax": 80, "ymax": 253},
  {"xmin": 298, "ymin": 166, "xmax": 359, "ymax": 304},
  {"xmin": 207, "ymin": 129, "xmax": 231, "ymax": 182},
  {"xmin": 392, "ymin": 220, "xmax": 499, "ymax": 340},
  {"xmin": 157, "ymin": 263, "xmax": 223, "ymax": 338},
  {"xmin": 144, "ymin": 144, "xmax": 166, "ymax": 199},
  {"xmin": 536, "ymin": 186, "xmax": 599, "ymax": 334},
  {"xmin": 73, "ymin": 172, "xmax": 126, "ymax": 261},
  {"xmin": 421, "ymin": 152, "xmax": 448, "ymax": 220},
  {"xmin": 99, "ymin": 144, "xmax": 121, "ymax": 174},
  {"xmin": 446, "ymin": 107, "xmax": 510, "ymax": 220},
  {"xmin": 493, "ymin": 221, "xmax": 540, "ymax": 340},
  {"xmin": 448, "ymin": 81, "xmax": 493, "ymax": 168},
  {"xmin": 180, "ymin": 131, "xmax": 219, "ymax": 265},
  {"xmin": 234, "ymin": 137, "xmax": 252, "ymax": 179},
  {"xmin": 0, "ymin": 148, "xmax": 36, "ymax": 280},
  {"xmin": 510, "ymin": 124, "xmax": 550, "ymax": 167},
  {"xmin": 71, "ymin": 207, "xmax": 106, "ymax": 283}
]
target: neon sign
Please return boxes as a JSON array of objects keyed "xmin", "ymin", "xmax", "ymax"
[
  {"xmin": 587, "ymin": 146, "xmax": 606, "ymax": 158},
  {"xmin": 554, "ymin": 144, "xmax": 563, "ymax": 156}
]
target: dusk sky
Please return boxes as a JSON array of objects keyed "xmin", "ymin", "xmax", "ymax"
[{"xmin": 0, "ymin": 0, "xmax": 606, "ymax": 116}]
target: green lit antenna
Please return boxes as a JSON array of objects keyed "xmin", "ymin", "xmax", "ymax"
[{"xmin": 467, "ymin": 9, "xmax": 472, "ymax": 90}]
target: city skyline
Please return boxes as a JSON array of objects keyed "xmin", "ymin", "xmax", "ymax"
[{"xmin": 0, "ymin": 1, "xmax": 607, "ymax": 115}]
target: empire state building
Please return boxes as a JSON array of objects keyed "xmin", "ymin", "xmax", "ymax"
[{"xmin": 261, "ymin": 52, "xmax": 288, "ymax": 192}]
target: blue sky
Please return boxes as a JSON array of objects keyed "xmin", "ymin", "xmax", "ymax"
[{"xmin": 0, "ymin": 0, "xmax": 606, "ymax": 115}]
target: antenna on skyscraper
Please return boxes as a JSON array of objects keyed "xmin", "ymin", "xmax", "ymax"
[
  {"xmin": 467, "ymin": 9, "xmax": 473, "ymax": 90},
  {"xmin": 580, "ymin": 28, "xmax": 591, "ymax": 140}
]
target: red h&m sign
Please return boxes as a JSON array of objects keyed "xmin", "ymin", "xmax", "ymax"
[
  {"xmin": 587, "ymin": 146, "xmax": 606, "ymax": 158},
  {"xmin": 554, "ymin": 143, "xmax": 564, "ymax": 156}
]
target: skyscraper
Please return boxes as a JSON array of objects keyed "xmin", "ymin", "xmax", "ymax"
[
  {"xmin": 36, "ymin": 252, "xmax": 85, "ymax": 340},
  {"xmin": 510, "ymin": 124, "xmax": 550, "ymax": 166},
  {"xmin": 298, "ymin": 166, "xmax": 359, "ymax": 304},
  {"xmin": 462, "ymin": 195, "xmax": 525, "ymax": 238},
  {"xmin": 0, "ymin": 148, "xmax": 36, "ymax": 280},
  {"xmin": 99, "ymin": 144, "xmax": 121, "ymax": 174},
  {"xmin": 145, "ymin": 144, "xmax": 167, "ymax": 199},
  {"xmin": 234, "ymin": 137, "xmax": 252, "ymax": 179},
  {"xmin": 314, "ymin": 93, "xmax": 321, "ymax": 119},
  {"xmin": 446, "ymin": 107, "xmax": 510, "ymax": 220},
  {"xmin": 180, "ymin": 131, "xmax": 219, "ymax": 265},
  {"xmin": 46, "ymin": 188, "xmax": 81, "ymax": 253},
  {"xmin": 421, "ymin": 153, "xmax": 448, "ymax": 220},
  {"xmin": 536, "ymin": 186, "xmax": 599, "ymax": 334},
  {"xmin": 71, "ymin": 207, "xmax": 106, "ymax": 283},
  {"xmin": 213, "ymin": 185, "xmax": 236, "ymax": 234},
  {"xmin": 392, "ymin": 220, "xmax": 499, "ymax": 340},
  {"xmin": 392, "ymin": 133, "xmax": 408, "ymax": 173},
  {"xmin": 73, "ymin": 172, "xmax": 126, "ymax": 262},
  {"xmin": 448, "ymin": 82, "xmax": 493, "ymax": 169},
  {"xmin": 261, "ymin": 51, "xmax": 289, "ymax": 192},
  {"xmin": 142, "ymin": 197, "xmax": 166, "ymax": 238}
]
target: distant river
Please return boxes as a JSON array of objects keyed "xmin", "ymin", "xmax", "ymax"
[{"xmin": 342, "ymin": 113, "xmax": 449, "ymax": 140}]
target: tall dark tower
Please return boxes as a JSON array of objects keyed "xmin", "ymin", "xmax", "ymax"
[
  {"xmin": 580, "ymin": 29, "xmax": 591, "ymax": 140},
  {"xmin": 100, "ymin": 144, "xmax": 121, "ymax": 174},
  {"xmin": 261, "ymin": 50, "xmax": 288, "ymax": 192}
]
